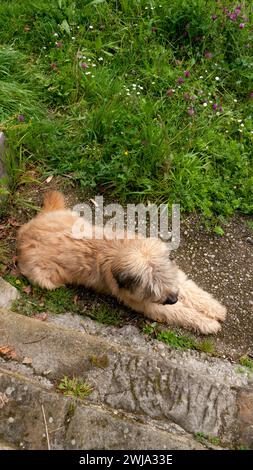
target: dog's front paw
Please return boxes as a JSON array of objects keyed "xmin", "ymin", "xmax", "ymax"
[
  {"xmin": 212, "ymin": 304, "xmax": 227, "ymax": 322},
  {"xmin": 198, "ymin": 318, "xmax": 221, "ymax": 335}
]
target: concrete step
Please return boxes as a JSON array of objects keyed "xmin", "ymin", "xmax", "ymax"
[
  {"xmin": 0, "ymin": 278, "xmax": 20, "ymax": 309},
  {"xmin": 1, "ymin": 309, "xmax": 253, "ymax": 448}
]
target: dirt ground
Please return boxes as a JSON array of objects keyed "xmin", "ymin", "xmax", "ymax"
[{"xmin": 1, "ymin": 173, "xmax": 252, "ymax": 360}]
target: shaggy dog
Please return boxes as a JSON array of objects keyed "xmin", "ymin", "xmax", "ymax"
[{"xmin": 17, "ymin": 191, "xmax": 226, "ymax": 334}]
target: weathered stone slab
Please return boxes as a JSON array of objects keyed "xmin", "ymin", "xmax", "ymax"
[
  {"xmin": 236, "ymin": 388, "xmax": 253, "ymax": 448},
  {"xmin": 0, "ymin": 368, "xmax": 205, "ymax": 450},
  {"xmin": 0, "ymin": 440, "xmax": 17, "ymax": 450},
  {"xmin": 1, "ymin": 308, "xmax": 253, "ymax": 447},
  {"xmin": 65, "ymin": 404, "xmax": 205, "ymax": 450},
  {"xmin": 0, "ymin": 278, "xmax": 20, "ymax": 309}
]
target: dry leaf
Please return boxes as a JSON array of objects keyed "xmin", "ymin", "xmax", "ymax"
[
  {"xmin": 7, "ymin": 218, "xmax": 21, "ymax": 227},
  {"xmin": 0, "ymin": 345, "xmax": 18, "ymax": 360},
  {"xmin": 0, "ymin": 393, "xmax": 9, "ymax": 409},
  {"xmin": 22, "ymin": 357, "xmax": 33, "ymax": 365},
  {"xmin": 90, "ymin": 198, "xmax": 99, "ymax": 207},
  {"xmin": 32, "ymin": 312, "xmax": 48, "ymax": 321},
  {"xmin": 9, "ymin": 269, "xmax": 20, "ymax": 277},
  {"xmin": 45, "ymin": 175, "xmax": 53, "ymax": 183},
  {"xmin": 22, "ymin": 285, "xmax": 32, "ymax": 295}
]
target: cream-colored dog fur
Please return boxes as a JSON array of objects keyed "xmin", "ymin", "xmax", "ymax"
[{"xmin": 17, "ymin": 191, "xmax": 226, "ymax": 334}]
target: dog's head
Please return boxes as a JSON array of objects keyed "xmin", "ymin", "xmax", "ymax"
[{"xmin": 112, "ymin": 239, "xmax": 179, "ymax": 305}]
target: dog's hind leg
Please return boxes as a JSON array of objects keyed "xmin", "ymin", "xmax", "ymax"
[
  {"xmin": 124, "ymin": 298, "xmax": 221, "ymax": 334},
  {"xmin": 177, "ymin": 270, "xmax": 226, "ymax": 322},
  {"xmin": 19, "ymin": 264, "xmax": 66, "ymax": 290}
]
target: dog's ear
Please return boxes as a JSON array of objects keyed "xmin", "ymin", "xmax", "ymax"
[{"xmin": 112, "ymin": 268, "xmax": 141, "ymax": 291}]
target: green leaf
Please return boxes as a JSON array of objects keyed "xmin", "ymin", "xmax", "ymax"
[
  {"xmin": 60, "ymin": 19, "xmax": 71, "ymax": 36},
  {"xmin": 85, "ymin": 0, "xmax": 107, "ymax": 6},
  {"xmin": 214, "ymin": 226, "xmax": 224, "ymax": 236}
]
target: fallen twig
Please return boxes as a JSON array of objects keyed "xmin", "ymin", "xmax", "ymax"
[
  {"xmin": 41, "ymin": 404, "xmax": 51, "ymax": 451},
  {"xmin": 23, "ymin": 335, "xmax": 47, "ymax": 344}
]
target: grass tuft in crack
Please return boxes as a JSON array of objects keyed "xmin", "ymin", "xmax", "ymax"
[{"xmin": 57, "ymin": 376, "xmax": 93, "ymax": 399}]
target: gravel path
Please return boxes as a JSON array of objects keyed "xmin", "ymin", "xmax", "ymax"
[{"xmin": 175, "ymin": 216, "xmax": 253, "ymax": 358}]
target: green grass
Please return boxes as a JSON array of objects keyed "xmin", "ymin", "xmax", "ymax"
[
  {"xmin": 195, "ymin": 432, "xmax": 221, "ymax": 446},
  {"xmin": 4, "ymin": 274, "xmax": 122, "ymax": 326},
  {"xmin": 196, "ymin": 339, "xmax": 216, "ymax": 354},
  {"xmin": 156, "ymin": 329, "xmax": 197, "ymax": 350},
  {"xmin": 143, "ymin": 322, "xmax": 216, "ymax": 354},
  {"xmin": 87, "ymin": 303, "xmax": 123, "ymax": 326},
  {"xmin": 239, "ymin": 355, "xmax": 253, "ymax": 370},
  {"xmin": 57, "ymin": 376, "xmax": 93, "ymax": 399},
  {"xmin": 245, "ymin": 220, "xmax": 253, "ymax": 230},
  {"xmin": 0, "ymin": 0, "xmax": 252, "ymax": 220},
  {"xmin": 4, "ymin": 274, "xmax": 79, "ymax": 315}
]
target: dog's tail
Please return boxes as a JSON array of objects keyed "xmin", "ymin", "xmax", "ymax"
[{"xmin": 42, "ymin": 191, "xmax": 65, "ymax": 212}]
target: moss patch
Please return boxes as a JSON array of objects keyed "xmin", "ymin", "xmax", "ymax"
[{"xmin": 90, "ymin": 354, "xmax": 110, "ymax": 369}]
